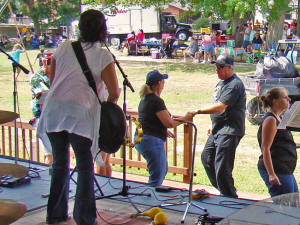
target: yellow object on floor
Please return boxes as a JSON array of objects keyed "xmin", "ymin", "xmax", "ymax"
[
  {"xmin": 153, "ymin": 212, "xmax": 168, "ymax": 225},
  {"xmin": 130, "ymin": 207, "xmax": 162, "ymax": 219}
]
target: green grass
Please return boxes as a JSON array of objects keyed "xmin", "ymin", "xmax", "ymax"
[{"xmin": 1, "ymin": 48, "xmax": 299, "ymax": 196}]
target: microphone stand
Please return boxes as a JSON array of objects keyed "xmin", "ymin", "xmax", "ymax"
[
  {"xmin": 96, "ymin": 45, "xmax": 151, "ymax": 205},
  {"xmin": 160, "ymin": 121, "xmax": 207, "ymax": 224},
  {"xmin": 0, "ymin": 47, "xmax": 30, "ymax": 165}
]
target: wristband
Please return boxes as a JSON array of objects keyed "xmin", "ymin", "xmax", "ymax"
[{"xmin": 197, "ymin": 109, "xmax": 201, "ymax": 114}]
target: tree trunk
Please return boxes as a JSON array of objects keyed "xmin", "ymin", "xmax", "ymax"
[
  {"xmin": 297, "ymin": 0, "xmax": 300, "ymax": 37},
  {"xmin": 232, "ymin": 12, "xmax": 248, "ymax": 48},
  {"xmin": 32, "ymin": 18, "xmax": 41, "ymax": 35},
  {"xmin": 266, "ymin": 10, "xmax": 285, "ymax": 49},
  {"xmin": 266, "ymin": 0, "xmax": 291, "ymax": 49}
]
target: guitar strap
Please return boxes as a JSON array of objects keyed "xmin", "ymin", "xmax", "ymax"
[{"xmin": 71, "ymin": 41, "xmax": 102, "ymax": 106}]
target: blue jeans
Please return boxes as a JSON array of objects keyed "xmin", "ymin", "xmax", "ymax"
[
  {"xmin": 46, "ymin": 131, "xmax": 96, "ymax": 225},
  {"xmin": 135, "ymin": 134, "xmax": 168, "ymax": 186},
  {"xmin": 258, "ymin": 169, "xmax": 298, "ymax": 197},
  {"xmin": 243, "ymin": 40, "xmax": 250, "ymax": 49},
  {"xmin": 201, "ymin": 134, "xmax": 241, "ymax": 197}
]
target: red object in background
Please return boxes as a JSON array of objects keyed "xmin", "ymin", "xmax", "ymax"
[
  {"xmin": 137, "ymin": 31, "xmax": 144, "ymax": 42},
  {"xmin": 228, "ymin": 35, "xmax": 234, "ymax": 40},
  {"xmin": 162, "ymin": 33, "xmax": 175, "ymax": 39},
  {"xmin": 216, "ymin": 35, "xmax": 220, "ymax": 46},
  {"xmin": 220, "ymin": 35, "xmax": 226, "ymax": 40}
]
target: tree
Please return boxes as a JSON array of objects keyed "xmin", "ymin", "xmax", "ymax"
[
  {"xmin": 297, "ymin": 0, "xmax": 300, "ymax": 37},
  {"xmin": 49, "ymin": 0, "xmax": 80, "ymax": 37},
  {"xmin": 84, "ymin": 0, "xmax": 293, "ymax": 47},
  {"xmin": 19, "ymin": 0, "xmax": 51, "ymax": 34},
  {"xmin": 0, "ymin": 1, "xmax": 17, "ymax": 23},
  {"xmin": 259, "ymin": 0, "xmax": 291, "ymax": 48},
  {"xmin": 19, "ymin": 0, "xmax": 80, "ymax": 35}
]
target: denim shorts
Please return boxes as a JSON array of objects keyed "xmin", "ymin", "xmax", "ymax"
[{"xmin": 204, "ymin": 44, "xmax": 215, "ymax": 54}]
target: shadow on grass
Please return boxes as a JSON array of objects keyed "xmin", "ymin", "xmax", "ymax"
[
  {"xmin": 166, "ymin": 63, "xmax": 256, "ymax": 74},
  {"xmin": 167, "ymin": 63, "xmax": 216, "ymax": 73}
]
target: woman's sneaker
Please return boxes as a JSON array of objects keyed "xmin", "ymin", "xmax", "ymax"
[{"xmin": 192, "ymin": 58, "xmax": 199, "ymax": 63}]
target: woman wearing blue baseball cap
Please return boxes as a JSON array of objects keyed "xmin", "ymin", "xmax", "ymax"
[{"xmin": 135, "ymin": 70, "xmax": 193, "ymax": 186}]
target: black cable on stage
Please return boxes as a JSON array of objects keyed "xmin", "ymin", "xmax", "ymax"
[{"xmin": 199, "ymin": 199, "xmax": 252, "ymax": 210}]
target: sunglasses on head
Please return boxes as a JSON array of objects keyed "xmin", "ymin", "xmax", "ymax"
[{"xmin": 216, "ymin": 64, "xmax": 226, "ymax": 69}]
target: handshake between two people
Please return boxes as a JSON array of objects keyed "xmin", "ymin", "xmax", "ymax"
[
  {"xmin": 167, "ymin": 108, "xmax": 212, "ymax": 138},
  {"xmin": 172, "ymin": 110, "xmax": 200, "ymax": 124}
]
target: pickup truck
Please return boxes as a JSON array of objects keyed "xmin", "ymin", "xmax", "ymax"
[{"xmin": 240, "ymin": 76, "xmax": 300, "ymax": 125}]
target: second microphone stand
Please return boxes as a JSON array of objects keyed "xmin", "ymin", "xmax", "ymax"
[
  {"xmin": 0, "ymin": 47, "xmax": 30, "ymax": 165},
  {"xmin": 96, "ymin": 46, "xmax": 151, "ymax": 208}
]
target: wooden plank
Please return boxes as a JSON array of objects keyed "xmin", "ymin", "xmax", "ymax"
[
  {"xmin": 29, "ymin": 130, "xmax": 33, "ymax": 161},
  {"xmin": 110, "ymin": 158, "xmax": 188, "ymax": 175},
  {"xmin": 22, "ymin": 129, "xmax": 26, "ymax": 159},
  {"xmin": 36, "ymin": 136, "xmax": 40, "ymax": 162},
  {"xmin": 15, "ymin": 127, "xmax": 19, "ymax": 159},
  {"xmin": 173, "ymin": 126, "xmax": 177, "ymax": 167},
  {"xmin": 8, "ymin": 126, "xmax": 12, "ymax": 156},
  {"xmin": 1, "ymin": 126, "xmax": 5, "ymax": 155},
  {"xmin": 128, "ymin": 118, "xmax": 133, "ymax": 160},
  {"xmin": 2, "ymin": 121, "xmax": 34, "ymax": 130},
  {"xmin": 183, "ymin": 123, "xmax": 193, "ymax": 183}
]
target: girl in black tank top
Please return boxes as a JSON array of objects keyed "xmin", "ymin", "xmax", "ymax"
[{"xmin": 257, "ymin": 87, "xmax": 298, "ymax": 197}]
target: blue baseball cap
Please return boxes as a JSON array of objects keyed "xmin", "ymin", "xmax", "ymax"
[{"xmin": 146, "ymin": 70, "xmax": 168, "ymax": 86}]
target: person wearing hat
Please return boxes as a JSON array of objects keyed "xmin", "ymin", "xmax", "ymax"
[
  {"xmin": 135, "ymin": 70, "xmax": 193, "ymax": 187},
  {"xmin": 190, "ymin": 54, "xmax": 246, "ymax": 197}
]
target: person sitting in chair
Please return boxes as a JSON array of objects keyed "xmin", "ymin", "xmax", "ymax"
[
  {"xmin": 161, "ymin": 37, "xmax": 175, "ymax": 58},
  {"xmin": 252, "ymin": 32, "xmax": 263, "ymax": 47},
  {"xmin": 182, "ymin": 37, "xmax": 199, "ymax": 62}
]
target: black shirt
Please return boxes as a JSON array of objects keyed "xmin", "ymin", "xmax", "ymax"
[
  {"xmin": 210, "ymin": 74, "xmax": 246, "ymax": 136},
  {"xmin": 138, "ymin": 93, "xmax": 167, "ymax": 140},
  {"xmin": 252, "ymin": 37, "xmax": 263, "ymax": 45},
  {"xmin": 257, "ymin": 112, "xmax": 297, "ymax": 174}
]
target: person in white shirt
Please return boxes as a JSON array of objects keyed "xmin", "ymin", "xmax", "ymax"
[
  {"xmin": 201, "ymin": 33, "xmax": 215, "ymax": 63},
  {"xmin": 37, "ymin": 9, "xmax": 119, "ymax": 225}
]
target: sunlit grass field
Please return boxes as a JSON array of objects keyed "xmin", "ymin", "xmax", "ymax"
[{"xmin": 0, "ymin": 48, "xmax": 299, "ymax": 196}]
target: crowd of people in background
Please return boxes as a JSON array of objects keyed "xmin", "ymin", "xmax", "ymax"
[{"xmin": 0, "ymin": 30, "xmax": 66, "ymax": 50}]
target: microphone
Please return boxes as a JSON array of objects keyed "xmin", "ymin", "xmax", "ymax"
[{"xmin": 0, "ymin": 47, "xmax": 30, "ymax": 74}]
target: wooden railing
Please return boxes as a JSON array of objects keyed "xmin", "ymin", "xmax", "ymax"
[{"xmin": 0, "ymin": 110, "xmax": 194, "ymax": 183}]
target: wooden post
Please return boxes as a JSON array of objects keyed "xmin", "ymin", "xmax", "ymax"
[{"xmin": 183, "ymin": 122, "xmax": 193, "ymax": 183}]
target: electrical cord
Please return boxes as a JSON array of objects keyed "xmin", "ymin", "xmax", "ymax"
[{"xmin": 198, "ymin": 199, "xmax": 252, "ymax": 210}]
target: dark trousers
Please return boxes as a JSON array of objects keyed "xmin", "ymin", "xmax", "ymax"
[
  {"xmin": 201, "ymin": 134, "xmax": 241, "ymax": 197},
  {"xmin": 46, "ymin": 131, "xmax": 96, "ymax": 225}
]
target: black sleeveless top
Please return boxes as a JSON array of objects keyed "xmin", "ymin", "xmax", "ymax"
[{"xmin": 257, "ymin": 112, "xmax": 297, "ymax": 174}]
